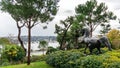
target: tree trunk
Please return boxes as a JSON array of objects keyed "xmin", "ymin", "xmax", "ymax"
[
  {"xmin": 27, "ymin": 23, "xmax": 31, "ymax": 65},
  {"xmin": 90, "ymin": 24, "xmax": 93, "ymax": 37},
  {"xmin": 60, "ymin": 24, "xmax": 72, "ymax": 50},
  {"xmin": 43, "ymin": 48, "xmax": 44, "ymax": 55},
  {"xmin": 60, "ymin": 35, "xmax": 66, "ymax": 50},
  {"xmin": 16, "ymin": 22, "xmax": 26, "ymax": 55},
  {"xmin": 18, "ymin": 28, "xmax": 26, "ymax": 55},
  {"xmin": 74, "ymin": 31, "xmax": 79, "ymax": 49},
  {"xmin": 75, "ymin": 37, "xmax": 78, "ymax": 49}
]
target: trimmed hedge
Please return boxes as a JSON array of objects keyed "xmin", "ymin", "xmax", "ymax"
[
  {"xmin": 46, "ymin": 48, "xmax": 120, "ymax": 68},
  {"xmin": 46, "ymin": 49, "xmax": 84, "ymax": 68}
]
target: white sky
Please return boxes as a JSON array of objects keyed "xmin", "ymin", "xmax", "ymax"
[{"xmin": 0, "ymin": 0, "xmax": 120, "ymax": 37}]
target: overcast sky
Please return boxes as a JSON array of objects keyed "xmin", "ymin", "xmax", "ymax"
[{"xmin": 0, "ymin": 0, "xmax": 120, "ymax": 37}]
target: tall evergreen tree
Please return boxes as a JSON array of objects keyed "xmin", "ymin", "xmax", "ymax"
[
  {"xmin": 0, "ymin": 0, "xmax": 59, "ymax": 65},
  {"xmin": 75, "ymin": 0, "xmax": 116, "ymax": 37}
]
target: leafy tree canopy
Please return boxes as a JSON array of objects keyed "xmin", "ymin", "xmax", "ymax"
[
  {"xmin": 100, "ymin": 23, "xmax": 111, "ymax": 35},
  {"xmin": 0, "ymin": 0, "xmax": 59, "ymax": 24},
  {"xmin": 75, "ymin": 0, "xmax": 116, "ymax": 36},
  {"xmin": 0, "ymin": 0, "xmax": 59, "ymax": 65}
]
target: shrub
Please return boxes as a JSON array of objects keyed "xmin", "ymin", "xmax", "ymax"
[
  {"xmin": 0, "ymin": 58, "xmax": 10, "ymax": 67},
  {"xmin": 46, "ymin": 46, "xmax": 59, "ymax": 54},
  {"xmin": 23, "ymin": 55, "xmax": 47, "ymax": 63},
  {"xmin": 79, "ymin": 56, "xmax": 104, "ymax": 68},
  {"xmin": 107, "ymin": 62, "xmax": 120, "ymax": 68},
  {"xmin": 46, "ymin": 49, "xmax": 83, "ymax": 68},
  {"xmin": 111, "ymin": 39, "xmax": 120, "ymax": 49},
  {"xmin": 31, "ymin": 55, "xmax": 46, "ymax": 62},
  {"xmin": 46, "ymin": 48, "xmax": 120, "ymax": 68},
  {"xmin": 1, "ymin": 62, "xmax": 10, "ymax": 66},
  {"xmin": 0, "ymin": 38, "xmax": 11, "ymax": 45},
  {"xmin": 107, "ymin": 29, "xmax": 120, "ymax": 49},
  {"xmin": 1, "ymin": 44, "xmax": 26, "ymax": 62}
]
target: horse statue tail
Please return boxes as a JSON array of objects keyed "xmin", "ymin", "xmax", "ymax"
[{"xmin": 99, "ymin": 36, "xmax": 112, "ymax": 51}]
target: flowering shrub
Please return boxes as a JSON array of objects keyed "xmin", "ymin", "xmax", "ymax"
[
  {"xmin": 1, "ymin": 44, "xmax": 25, "ymax": 62},
  {"xmin": 107, "ymin": 29, "xmax": 120, "ymax": 49}
]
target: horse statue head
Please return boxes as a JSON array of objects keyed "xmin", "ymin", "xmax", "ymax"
[{"xmin": 78, "ymin": 27, "xmax": 90, "ymax": 43}]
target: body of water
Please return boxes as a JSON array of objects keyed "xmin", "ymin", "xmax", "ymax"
[
  {"xmin": 23, "ymin": 41, "xmax": 59, "ymax": 56},
  {"xmin": 0, "ymin": 41, "xmax": 59, "ymax": 56},
  {"xmin": 24, "ymin": 41, "xmax": 59, "ymax": 51}
]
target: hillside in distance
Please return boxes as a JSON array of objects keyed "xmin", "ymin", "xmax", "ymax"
[
  {"xmin": 1, "ymin": 36, "xmax": 57, "ymax": 44},
  {"xmin": 20, "ymin": 36, "xmax": 57, "ymax": 42}
]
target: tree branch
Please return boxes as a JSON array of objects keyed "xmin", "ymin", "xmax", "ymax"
[
  {"xmin": 31, "ymin": 22, "xmax": 39, "ymax": 28},
  {"xmin": 93, "ymin": 22, "xmax": 101, "ymax": 31}
]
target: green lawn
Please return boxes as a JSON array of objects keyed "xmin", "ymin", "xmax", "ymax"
[{"xmin": 1, "ymin": 61, "xmax": 53, "ymax": 68}]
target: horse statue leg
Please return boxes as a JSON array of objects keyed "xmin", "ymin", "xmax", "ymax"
[
  {"xmin": 105, "ymin": 42, "xmax": 112, "ymax": 51},
  {"xmin": 96, "ymin": 40, "xmax": 102, "ymax": 54},
  {"xmin": 99, "ymin": 36, "xmax": 112, "ymax": 51},
  {"xmin": 88, "ymin": 43, "xmax": 95, "ymax": 55},
  {"xmin": 84, "ymin": 43, "xmax": 89, "ymax": 54}
]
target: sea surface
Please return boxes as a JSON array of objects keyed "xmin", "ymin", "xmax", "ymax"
[
  {"xmin": 23, "ymin": 41, "xmax": 59, "ymax": 56},
  {"xmin": 0, "ymin": 41, "xmax": 59, "ymax": 56}
]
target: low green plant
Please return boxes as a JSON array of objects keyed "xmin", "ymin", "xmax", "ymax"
[
  {"xmin": 46, "ymin": 49, "xmax": 83, "ymax": 68},
  {"xmin": 0, "ymin": 58, "xmax": 10, "ymax": 67},
  {"xmin": 31, "ymin": 55, "xmax": 46, "ymax": 62},
  {"xmin": 106, "ymin": 62, "xmax": 120, "ymax": 68},
  {"xmin": 1, "ymin": 44, "xmax": 26, "ymax": 64},
  {"xmin": 23, "ymin": 55, "xmax": 47, "ymax": 63},
  {"xmin": 46, "ymin": 48, "xmax": 120, "ymax": 68},
  {"xmin": 46, "ymin": 46, "xmax": 59, "ymax": 54},
  {"xmin": 79, "ymin": 56, "xmax": 104, "ymax": 68},
  {"xmin": 1, "ymin": 61, "xmax": 53, "ymax": 68}
]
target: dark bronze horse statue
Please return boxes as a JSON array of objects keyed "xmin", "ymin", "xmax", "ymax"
[{"xmin": 78, "ymin": 27, "xmax": 112, "ymax": 54}]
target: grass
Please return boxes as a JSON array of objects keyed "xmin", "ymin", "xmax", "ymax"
[{"xmin": 1, "ymin": 61, "xmax": 53, "ymax": 68}]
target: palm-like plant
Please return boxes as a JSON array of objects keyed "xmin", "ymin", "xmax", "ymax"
[{"xmin": 38, "ymin": 40, "xmax": 48, "ymax": 55}]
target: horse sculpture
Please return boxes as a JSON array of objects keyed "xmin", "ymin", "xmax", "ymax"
[{"xmin": 78, "ymin": 27, "xmax": 112, "ymax": 54}]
